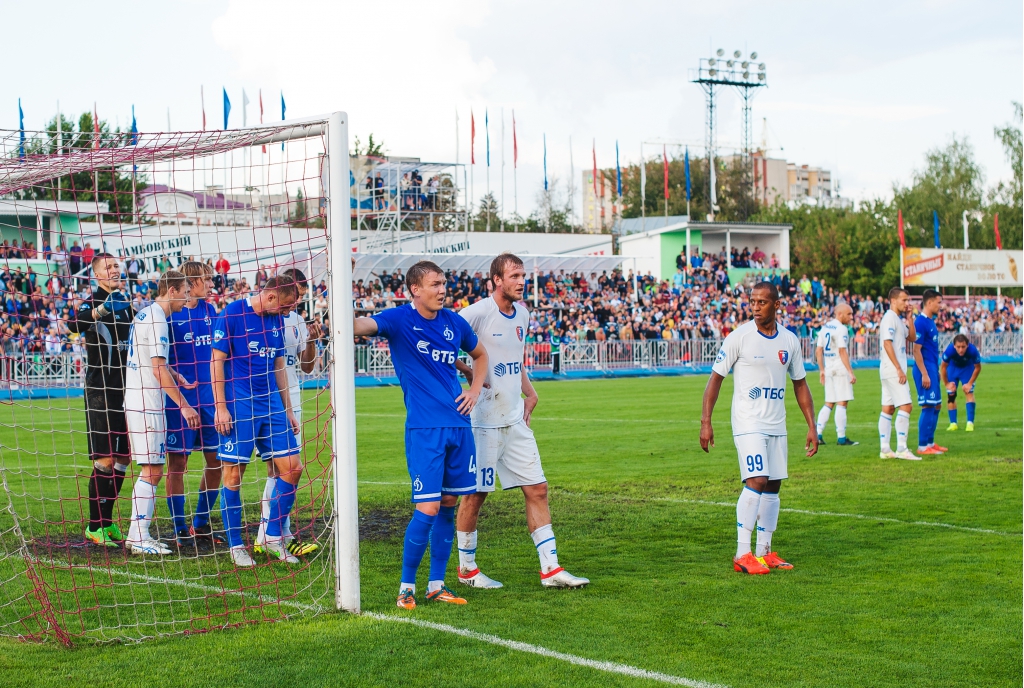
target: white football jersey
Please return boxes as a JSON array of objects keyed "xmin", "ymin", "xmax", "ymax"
[
  {"xmin": 458, "ymin": 296, "xmax": 530, "ymax": 428},
  {"xmin": 878, "ymin": 309, "xmax": 908, "ymax": 379},
  {"xmin": 816, "ymin": 318, "xmax": 848, "ymax": 371},
  {"xmin": 124, "ymin": 302, "xmax": 170, "ymax": 414},
  {"xmin": 711, "ymin": 319, "xmax": 807, "ymax": 436},
  {"xmin": 282, "ymin": 311, "xmax": 309, "ymax": 411}
]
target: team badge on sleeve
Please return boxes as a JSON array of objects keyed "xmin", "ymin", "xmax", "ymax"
[{"xmin": 778, "ymin": 350, "xmax": 789, "ymax": 365}]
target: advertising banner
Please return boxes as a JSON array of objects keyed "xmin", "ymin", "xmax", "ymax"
[{"xmin": 902, "ymin": 247, "xmax": 1023, "ymax": 287}]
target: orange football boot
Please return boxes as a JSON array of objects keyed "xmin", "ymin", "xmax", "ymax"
[
  {"xmin": 757, "ymin": 552, "xmax": 794, "ymax": 570},
  {"xmin": 425, "ymin": 585, "xmax": 467, "ymax": 604},
  {"xmin": 918, "ymin": 446, "xmax": 945, "ymax": 455},
  {"xmin": 396, "ymin": 588, "xmax": 416, "ymax": 610},
  {"xmin": 931, "ymin": 444, "xmax": 949, "ymax": 452},
  {"xmin": 733, "ymin": 552, "xmax": 770, "ymax": 575}
]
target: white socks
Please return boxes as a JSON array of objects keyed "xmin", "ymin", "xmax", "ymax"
[
  {"xmin": 835, "ymin": 405, "xmax": 848, "ymax": 439},
  {"xmin": 895, "ymin": 410, "xmax": 910, "ymax": 452},
  {"xmin": 256, "ymin": 477, "xmax": 292, "ymax": 545},
  {"xmin": 755, "ymin": 493, "xmax": 780, "ymax": 557},
  {"xmin": 127, "ymin": 479, "xmax": 157, "ymax": 543},
  {"xmin": 735, "ymin": 487, "xmax": 761, "ymax": 558},
  {"xmin": 531, "ymin": 524, "xmax": 560, "ymax": 573},
  {"xmin": 427, "ymin": 580, "xmax": 444, "ymax": 593},
  {"xmin": 879, "ymin": 412, "xmax": 893, "ymax": 452},
  {"xmin": 815, "ymin": 406, "xmax": 831, "ymax": 436},
  {"xmin": 457, "ymin": 530, "xmax": 477, "ymax": 571},
  {"xmin": 399, "ymin": 583, "xmax": 415, "ymax": 594}
]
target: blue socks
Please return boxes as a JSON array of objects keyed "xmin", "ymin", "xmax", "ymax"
[
  {"xmin": 267, "ymin": 479, "xmax": 297, "ymax": 537},
  {"xmin": 401, "ymin": 510, "xmax": 437, "ymax": 586},
  {"xmin": 220, "ymin": 487, "xmax": 244, "ymax": 548},
  {"xmin": 193, "ymin": 489, "xmax": 219, "ymax": 529},
  {"xmin": 429, "ymin": 505, "xmax": 456, "ymax": 582},
  {"xmin": 948, "ymin": 406, "xmax": 958, "ymax": 425},
  {"xmin": 167, "ymin": 495, "xmax": 187, "ymax": 532},
  {"xmin": 966, "ymin": 402, "xmax": 976, "ymax": 423}
]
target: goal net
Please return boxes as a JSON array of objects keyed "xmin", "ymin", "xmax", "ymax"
[{"xmin": 0, "ymin": 112, "xmax": 359, "ymax": 644}]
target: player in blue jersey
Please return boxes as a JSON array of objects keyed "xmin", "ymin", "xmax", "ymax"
[
  {"xmin": 352, "ymin": 260, "xmax": 489, "ymax": 609},
  {"xmin": 212, "ymin": 276, "xmax": 302, "ymax": 568},
  {"xmin": 163, "ymin": 261, "xmax": 225, "ymax": 546},
  {"xmin": 912, "ymin": 290, "xmax": 947, "ymax": 455},
  {"xmin": 942, "ymin": 333, "xmax": 982, "ymax": 432}
]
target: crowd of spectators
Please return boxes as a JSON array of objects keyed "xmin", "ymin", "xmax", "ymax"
[{"xmin": 351, "ymin": 252, "xmax": 1022, "ymax": 350}]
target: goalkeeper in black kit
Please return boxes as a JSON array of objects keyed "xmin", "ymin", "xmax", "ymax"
[{"xmin": 66, "ymin": 253, "xmax": 135, "ymax": 547}]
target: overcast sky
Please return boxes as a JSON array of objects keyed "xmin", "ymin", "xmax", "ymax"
[{"xmin": 7, "ymin": 0, "xmax": 1022, "ymax": 216}]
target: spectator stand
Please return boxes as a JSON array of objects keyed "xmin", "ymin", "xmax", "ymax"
[{"xmin": 351, "ymin": 156, "xmax": 468, "ymax": 255}]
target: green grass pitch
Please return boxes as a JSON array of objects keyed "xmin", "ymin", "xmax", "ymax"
[{"xmin": 0, "ymin": 366, "xmax": 1020, "ymax": 687}]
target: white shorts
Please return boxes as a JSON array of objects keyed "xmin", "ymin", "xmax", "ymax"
[
  {"xmin": 734, "ymin": 433, "xmax": 788, "ymax": 481},
  {"xmin": 126, "ymin": 410, "xmax": 167, "ymax": 465},
  {"xmin": 880, "ymin": 377, "xmax": 912, "ymax": 407},
  {"xmin": 472, "ymin": 421, "xmax": 546, "ymax": 492},
  {"xmin": 824, "ymin": 367, "xmax": 854, "ymax": 403}
]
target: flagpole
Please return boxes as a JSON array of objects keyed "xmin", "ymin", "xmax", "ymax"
[
  {"xmin": 640, "ymin": 143, "xmax": 646, "ymax": 233},
  {"xmin": 512, "ymin": 110, "xmax": 518, "ymax": 232},
  {"xmin": 56, "ymin": 100, "xmax": 61, "ymax": 201},
  {"xmin": 568, "ymin": 136, "xmax": 574, "ymax": 231},
  {"xmin": 485, "ymin": 109, "xmax": 490, "ymax": 233},
  {"xmin": 500, "ymin": 107, "xmax": 505, "ymax": 232}
]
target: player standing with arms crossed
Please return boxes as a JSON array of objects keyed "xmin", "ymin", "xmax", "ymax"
[
  {"xmin": 942, "ymin": 334, "xmax": 982, "ymax": 432},
  {"xmin": 352, "ymin": 261, "xmax": 489, "ymax": 609},
  {"xmin": 123, "ymin": 271, "xmax": 198, "ymax": 554},
  {"xmin": 67, "ymin": 253, "xmax": 134, "ymax": 547},
  {"xmin": 454, "ymin": 253, "xmax": 588, "ymax": 589},
  {"xmin": 912, "ymin": 290, "xmax": 947, "ymax": 455},
  {"xmin": 211, "ymin": 277, "xmax": 302, "ymax": 567},
  {"xmin": 254, "ymin": 267, "xmax": 322, "ymax": 558},
  {"xmin": 700, "ymin": 282, "xmax": 818, "ymax": 575},
  {"xmin": 163, "ymin": 261, "xmax": 224, "ymax": 546},
  {"xmin": 814, "ymin": 303, "xmax": 858, "ymax": 446},
  {"xmin": 878, "ymin": 288, "xmax": 919, "ymax": 460}
]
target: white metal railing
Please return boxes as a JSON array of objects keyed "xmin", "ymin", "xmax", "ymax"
[{"xmin": 0, "ymin": 332, "xmax": 1018, "ymax": 388}]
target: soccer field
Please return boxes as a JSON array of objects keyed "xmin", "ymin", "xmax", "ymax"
[{"xmin": 0, "ymin": 366, "xmax": 1021, "ymax": 687}]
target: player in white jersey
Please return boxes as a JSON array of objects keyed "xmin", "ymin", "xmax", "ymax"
[
  {"xmin": 123, "ymin": 271, "xmax": 199, "ymax": 555},
  {"xmin": 878, "ymin": 287, "xmax": 918, "ymax": 460},
  {"xmin": 454, "ymin": 253, "xmax": 588, "ymax": 589},
  {"xmin": 814, "ymin": 303, "xmax": 859, "ymax": 446},
  {"xmin": 700, "ymin": 281, "xmax": 818, "ymax": 575},
  {"xmin": 254, "ymin": 268, "xmax": 323, "ymax": 558}
]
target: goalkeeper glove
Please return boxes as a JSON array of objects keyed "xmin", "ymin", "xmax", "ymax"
[{"xmin": 94, "ymin": 292, "xmax": 131, "ymax": 318}]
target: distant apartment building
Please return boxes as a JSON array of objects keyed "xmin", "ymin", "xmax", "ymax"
[
  {"xmin": 582, "ymin": 170, "xmax": 616, "ymax": 233},
  {"xmin": 727, "ymin": 153, "xmax": 848, "ymax": 208}
]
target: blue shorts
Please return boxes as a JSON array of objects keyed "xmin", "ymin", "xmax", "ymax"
[
  {"xmin": 913, "ymin": 364, "xmax": 942, "ymax": 405},
  {"xmin": 405, "ymin": 426, "xmax": 477, "ymax": 503},
  {"xmin": 947, "ymin": 365, "xmax": 976, "ymax": 393},
  {"xmin": 217, "ymin": 399, "xmax": 299, "ymax": 464},
  {"xmin": 166, "ymin": 403, "xmax": 219, "ymax": 454}
]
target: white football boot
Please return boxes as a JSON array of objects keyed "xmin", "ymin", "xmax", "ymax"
[
  {"xmin": 457, "ymin": 567, "xmax": 504, "ymax": 589},
  {"xmin": 893, "ymin": 450, "xmax": 921, "ymax": 461},
  {"xmin": 265, "ymin": 538, "xmax": 300, "ymax": 564},
  {"xmin": 129, "ymin": 538, "xmax": 171, "ymax": 555},
  {"xmin": 540, "ymin": 567, "xmax": 590, "ymax": 588},
  {"xmin": 230, "ymin": 546, "xmax": 256, "ymax": 568}
]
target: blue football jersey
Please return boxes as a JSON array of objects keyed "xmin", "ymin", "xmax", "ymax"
[
  {"xmin": 212, "ymin": 298, "xmax": 285, "ymax": 406},
  {"xmin": 372, "ymin": 304, "xmax": 478, "ymax": 429},
  {"xmin": 942, "ymin": 342, "xmax": 981, "ymax": 368},
  {"xmin": 914, "ymin": 314, "xmax": 940, "ymax": 366},
  {"xmin": 169, "ymin": 300, "xmax": 218, "ymax": 406}
]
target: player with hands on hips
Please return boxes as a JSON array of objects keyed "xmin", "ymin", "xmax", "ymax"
[
  {"xmin": 352, "ymin": 261, "xmax": 489, "ymax": 610},
  {"xmin": 814, "ymin": 303, "xmax": 858, "ymax": 446},
  {"xmin": 700, "ymin": 282, "xmax": 818, "ymax": 576},
  {"xmin": 878, "ymin": 287, "xmax": 919, "ymax": 461},
  {"xmin": 912, "ymin": 290, "xmax": 947, "ymax": 455}
]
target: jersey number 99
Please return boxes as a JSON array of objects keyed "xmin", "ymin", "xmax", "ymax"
[{"xmin": 745, "ymin": 454, "xmax": 764, "ymax": 473}]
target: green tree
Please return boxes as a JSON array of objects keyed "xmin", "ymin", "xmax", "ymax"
[
  {"xmin": 892, "ymin": 136, "xmax": 984, "ymax": 249},
  {"xmin": 352, "ymin": 133, "xmax": 386, "ymax": 157},
  {"xmin": 12, "ymin": 111, "xmax": 146, "ymax": 222},
  {"xmin": 988, "ymin": 102, "xmax": 1022, "ymax": 250}
]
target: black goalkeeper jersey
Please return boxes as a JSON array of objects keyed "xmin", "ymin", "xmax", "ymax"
[{"xmin": 66, "ymin": 286, "xmax": 135, "ymax": 398}]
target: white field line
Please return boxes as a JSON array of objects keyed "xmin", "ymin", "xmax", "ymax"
[
  {"xmin": 37, "ymin": 557, "xmax": 315, "ymax": 612},
  {"xmin": 365, "ymin": 612, "xmax": 727, "ymax": 688},
  {"xmin": 355, "ymin": 413, "xmax": 1024, "ymax": 431},
  {"xmin": 651, "ymin": 497, "xmax": 1020, "ymax": 537}
]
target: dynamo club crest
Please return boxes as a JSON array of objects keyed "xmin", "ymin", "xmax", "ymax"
[
  {"xmin": 778, "ymin": 350, "xmax": 789, "ymax": 365},
  {"xmin": 516, "ymin": 326, "xmax": 524, "ymax": 341}
]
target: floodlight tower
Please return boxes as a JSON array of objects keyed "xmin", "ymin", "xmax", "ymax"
[{"xmin": 693, "ymin": 49, "xmax": 766, "ymax": 220}]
